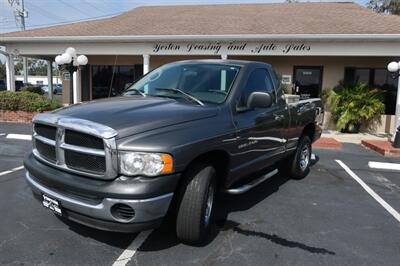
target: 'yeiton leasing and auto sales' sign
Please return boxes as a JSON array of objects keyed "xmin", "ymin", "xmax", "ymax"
[
  {"xmin": 152, "ymin": 42, "xmax": 311, "ymax": 55},
  {"xmin": 7, "ymin": 40, "xmax": 400, "ymax": 56}
]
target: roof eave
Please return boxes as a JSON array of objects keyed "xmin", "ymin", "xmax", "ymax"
[{"xmin": 2, "ymin": 34, "xmax": 400, "ymax": 43}]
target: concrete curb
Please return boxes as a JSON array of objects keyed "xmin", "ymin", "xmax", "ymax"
[{"xmin": 361, "ymin": 140, "xmax": 400, "ymax": 157}]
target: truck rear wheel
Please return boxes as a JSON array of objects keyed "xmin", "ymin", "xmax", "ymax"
[
  {"xmin": 176, "ymin": 164, "xmax": 216, "ymax": 245},
  {"xmin": 286, "ymin": 136, "xmax": 312, "ymax": 179}
]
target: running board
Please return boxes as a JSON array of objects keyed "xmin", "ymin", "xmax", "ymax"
[{"xmin": 225, "ymin": 169, "xmax": 279, "ymax": 195}]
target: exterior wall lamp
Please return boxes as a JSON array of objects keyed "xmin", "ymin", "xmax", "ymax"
[
  {"xmin": 55, "ymin": 47, "xmax": 88, "ymax": 105},
  {"xmin": 387, "ymin": 61, "xmax": 400, "ymax": 148}
]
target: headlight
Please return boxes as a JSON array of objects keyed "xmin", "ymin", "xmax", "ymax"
[{"xmin": 119, "ymin": 151, "xmax": 173, "ymax": 176}]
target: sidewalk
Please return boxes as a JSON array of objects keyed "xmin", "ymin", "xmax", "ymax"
[
  {"xmin": 319, "ymin": 130, "xmax": 400, "ymax": 157},
  {"xmin": 322, "ymin": 130, "xmax": 390, "ymax": 144}
]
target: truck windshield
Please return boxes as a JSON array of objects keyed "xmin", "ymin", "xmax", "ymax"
[{"xmin": 124, "ymin": 63, "xmax": 240, "ymax": 104}]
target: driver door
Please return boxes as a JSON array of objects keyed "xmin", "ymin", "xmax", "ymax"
[{"xmin": 231, "ymin": 68, "xmax": 286, "ymax": 179}]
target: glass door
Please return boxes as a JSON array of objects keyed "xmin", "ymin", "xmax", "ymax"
[{"xmin": 293, "ymin": 66, "xmax": 323, "ymax": 99}]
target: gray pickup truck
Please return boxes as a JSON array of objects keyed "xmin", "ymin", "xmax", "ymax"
[{"xmin": 24, "ymin": 60, "xmax": 323, "ymax": 245}]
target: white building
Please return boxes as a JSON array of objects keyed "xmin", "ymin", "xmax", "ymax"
[{"xmin": 15, "ymin": 75, "xmax": 61, "ymax": 86}]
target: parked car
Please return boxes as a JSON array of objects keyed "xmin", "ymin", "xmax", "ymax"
[
  {"xmin": 0, "ymin": 80, "xmax": 6, "ymax": 91},
  {"xmin": 40, "ymin": 85, "xmax": 49, "ymax": 94},
  {"xmin": 24, "ymin": 60, "xmax": 324, "ymax": 245},
  {"xmin": 53, "ymin": 84, "xmax": 62, "ymax": 94},
  {"xmin": 15, "ymin": 80, "xmax": 24, "ymax": 91},
  {"xmin": 39, "ymin": 84, "xmax": 62, "ymax": 95},
  {"xmin": 0, "ymin": 80, "xmax": 38, "ymax": 91}
]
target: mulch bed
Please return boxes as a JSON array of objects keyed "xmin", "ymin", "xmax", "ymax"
[{"xmin": 0, "ymin": 110, "xmax": 37, "ymax": 123}]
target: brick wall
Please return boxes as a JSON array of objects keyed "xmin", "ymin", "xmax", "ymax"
[{"xmin": 0, "ymin": 110, "xmax": 38, "ymax": 123}]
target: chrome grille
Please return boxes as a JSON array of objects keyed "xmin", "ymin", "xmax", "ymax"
[{"xmin": 32, "ymin": 113, "xmax": 118, "ymax": 180}]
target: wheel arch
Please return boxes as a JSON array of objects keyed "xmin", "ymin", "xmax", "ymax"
[
  {"xmin": 180, "ymin": 149, "xmax": 231, "ymax": 190},
  {"xmin": 301, "ymin": 123, "xmax": 316, "ymax": 142}
]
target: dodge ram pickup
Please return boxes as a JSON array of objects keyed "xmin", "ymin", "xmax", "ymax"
[{"xmin": 24, "ymin": 60, "xmax": 323, "ymax": 245}]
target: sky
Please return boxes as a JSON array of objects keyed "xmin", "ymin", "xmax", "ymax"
[{"xmin": 0, "ymin": 0, "xmax": 369, "ymax": 34}]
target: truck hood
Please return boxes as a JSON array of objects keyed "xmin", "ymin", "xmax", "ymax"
[{"xmin": 54, "ymin": 96, "xmax": 218, "ymax": 139}]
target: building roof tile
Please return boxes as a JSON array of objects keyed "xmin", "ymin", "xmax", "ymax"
[{"xmin": 1, "ymin": 2, "xmax": 400, "ymax": 39}]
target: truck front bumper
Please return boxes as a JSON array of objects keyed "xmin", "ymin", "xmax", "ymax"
[{"xmin": 24, "ymin": 153, "xmax": 180, "ymax": 233}]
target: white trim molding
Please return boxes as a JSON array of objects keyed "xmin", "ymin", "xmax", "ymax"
[
  {"xmin": 4, "ymin": 40, "xmax": 400, "ymax": 57},
  {"xmin": 2, "ymin": 34, "xmax": 400, "ymax": 43}
]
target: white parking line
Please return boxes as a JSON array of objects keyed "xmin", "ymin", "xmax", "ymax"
[
  {"xmin": 0, "ymin": 133, "xmax": 6, "ymax": 136},
  {"xmin": 6, "ymin": 134, "xmax": 32, "ymax": 140},
  {"xmin": 112, "ymin": 230, "xmax": 152, "ymax": 266},
  {"xmin": 368, "ymin": 161, "xmax": 400, "ymax": 171},
  {"xmin": 336, "ymin": 160, "xmax": 400, "ymax": 223},
  {"xmin": 0, "ymin": 166, "xmax": 25, "ymax": 177}
]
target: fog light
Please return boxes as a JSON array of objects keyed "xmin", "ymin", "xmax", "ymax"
[{"xmin": 111, "ymin": 203, "xmax": 135, "ymax": 222}]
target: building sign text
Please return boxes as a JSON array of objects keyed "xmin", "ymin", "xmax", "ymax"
[{"xmin": 152, "ymin": 42, "xmax": 311, "ymax": 55}]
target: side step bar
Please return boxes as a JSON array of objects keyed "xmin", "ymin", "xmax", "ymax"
[{"xmin": 225, "ymin": 169, "xmax": 279, "ymax": 195}]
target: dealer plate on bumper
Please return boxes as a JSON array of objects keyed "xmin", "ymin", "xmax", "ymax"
[{"xmin": 42, "ymin": 194, "xmax": 62, "ymax": 215}]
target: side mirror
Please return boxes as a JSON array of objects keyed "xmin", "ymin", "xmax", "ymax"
[{"xmin": 247, "ymin": 92, "xmax": 273, "ymax": 109}]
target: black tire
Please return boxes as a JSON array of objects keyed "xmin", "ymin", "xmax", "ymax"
[
  {"xmin": 176, "ymin": 163, "xmax": 216, "ymax": 245},
  {"xmin": 286, "ymin": 136, "xmax": 312, "ymax": 180}
]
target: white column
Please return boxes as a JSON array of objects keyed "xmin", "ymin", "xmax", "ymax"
[
  {"xmin": 395, "ymin": 70, "xmax": 400, "ymax": 134},
  {"xmin": 23, "ymin": 57, "xmax": 28, "ymax": 83},
  {"xmin": 143, "ymin": 54, "xmax": 150, "ymax": 75},
  {"xmin": 47, "ymin": 60, "xmax": 53, "ymax": 99},
  {"xmin": 73, "ymin": 69, "xmax": 81, "ymax": 104},
  {"xmin": 221, "ymin": 54, "xmax": 228, "ymax": 60},
  {"xmin": 5, "ymin": 55, "xmax": 15, "ymax": 92}
]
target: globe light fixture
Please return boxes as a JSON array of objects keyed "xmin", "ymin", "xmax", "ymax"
[
  {"xmin": 55, "ymin": 47, "xmax": 88, "ymax": 104},
  {"xmin": 387, "ymin": 61, "xmax": 400, "ymax": 148},
  {"xmin": 387, "ymin": 61, "xmax": 399, "ymax": 73},
  {"xmin": 77, "ymin": 55, "xmax": 88, "ymax": 66}
]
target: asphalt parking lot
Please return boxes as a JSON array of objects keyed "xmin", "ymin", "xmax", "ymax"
[{"xmin": 1, "ymin": 122, "xmax": 399, "ymax": 266}]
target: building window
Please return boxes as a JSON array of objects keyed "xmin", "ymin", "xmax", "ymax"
[
  {"xmin": 344, "ymin": 67, "xmax": 398, "ymax": 115},
  {"xmin": 91, "ymin": 65, "xmax": 143, "ymax": 99},
  {"xmin": 293, "ymin": 66, "xmax": 323, "ymax": 99}
]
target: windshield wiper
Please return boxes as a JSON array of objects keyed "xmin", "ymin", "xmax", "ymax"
[
  {"xmin": 125, "ymin": 88, "xmax": 146, "ymax": 97},
  {"xmin": 155, "ymin": 88, "xmax": 204, "ymax": 106}
]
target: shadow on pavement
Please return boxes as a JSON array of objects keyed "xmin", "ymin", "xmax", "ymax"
[
  {"xmin": 218, "ymin": 220, "xmax": 335, "ymax": 255},
  {"xmin": 140, "ymin": 169, "xmax": 307, "ymax": 251},
  {"xmin": 57, "ymin": 156, "xmax": 330, "ymax": 254},
  {"xmin": 57, "ymin": 216, "xmax": 138, "ymax": 249}
]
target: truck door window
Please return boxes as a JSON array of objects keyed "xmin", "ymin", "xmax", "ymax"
[{"xmin": 240, "ymin": 68, "xmax": 276, "ymax": 106}]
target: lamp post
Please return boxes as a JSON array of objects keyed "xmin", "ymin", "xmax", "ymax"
[
  {"xmin": 55, "ymin": 47, "xmax": 88, "ymax": 105},
  {"xmin": 387, "ymin": 61, "xmax": 400, "ymax": 148}
]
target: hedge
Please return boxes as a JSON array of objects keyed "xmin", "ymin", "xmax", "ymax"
[
  {"xmin": 0, "ymin": 91, "xmax": 62, "ymax": 112},
  {"xmin": 20, "ymin": 86, "xmax": 45, "ymax": 95}
]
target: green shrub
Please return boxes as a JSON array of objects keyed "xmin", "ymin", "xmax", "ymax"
[
  {"xmin": 0, "ymin": 91, "xmax": 62, "ymax": 112},
  {"xmin": 325, "ymin": 83, "xmax": 385, "ymax": 133},
  {"xmin": 20, "ymin": 86, "xmax": 44, "ymax": 95}
]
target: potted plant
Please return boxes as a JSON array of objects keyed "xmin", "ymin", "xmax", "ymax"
[{"xmin": 325, "ymin": 83, "xmax": 385, "ymax": 133}]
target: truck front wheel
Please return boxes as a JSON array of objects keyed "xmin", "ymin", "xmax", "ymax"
[
  {"xmin": 287, "ymin": 136, "xmax": 312, "ymax": 179},
  {"xmin": 176, "ymin": 164, "xmax": 216, "ymax": 245}
]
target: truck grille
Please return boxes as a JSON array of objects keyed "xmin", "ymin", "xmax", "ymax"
[
  {"xmin": 65, "ymin": 130, "xmax": 104, "ymax": 149},
  {"xmin": 32, "ymin": 114, "xmax": 118, "ymax": 180},
  {"xmin": 35, "ymin": 139, "xmax": 56, "ymax": 163},
  {"xmin": 34, "ymin": 124, "xmax": 57, "ymax": 140},
  {"xmin": 65, "ymin": 150, "xmax": 106, "ymax": 174}
]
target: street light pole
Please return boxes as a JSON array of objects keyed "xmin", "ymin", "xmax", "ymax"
[
  {"xmin": 55, "ymin": 48, "xmax": 88, "ymax": 105},
  {"xmin": 387, "ymin": 61, "xmax": 400, "ymax": 148},
  {"xmin": 19, "ymin": 0, "xmax": 28, "ymax": 84}
]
